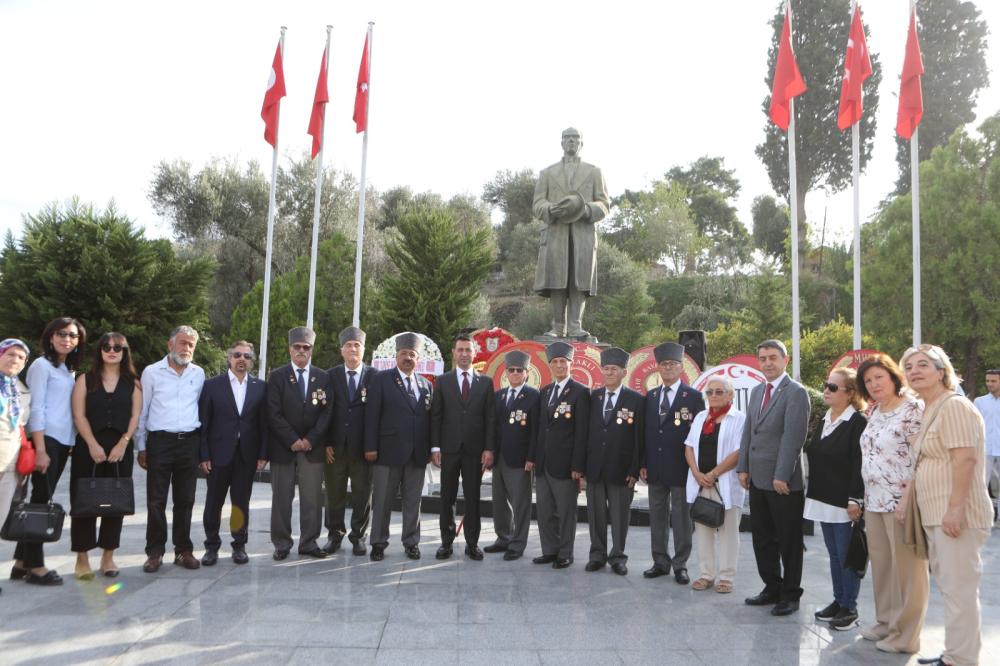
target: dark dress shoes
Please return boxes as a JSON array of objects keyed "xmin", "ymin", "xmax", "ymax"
[
  {"xmin": 175, "ymin": 552, "xmax": 201, "ymax": 570},
  {"xmin": 10, "ymin": 566, "xmax": 27, "ymax": 580},
  {"xmin": 273, "ymin": 549, "xmax": 290, "ymax": 561},
  {"xmin": 584, "ymin": 561, "xmax": 605, "ymax": 572},
  {"xmin": 745, "ymin": 589, "xmax": 780, "ymax": 606},
  {"xmin": 771, "ymin": 600, "xmax": 800, "ymax": 616},
  {"xmin": 674, "ymin": 568, "xmax": 690, "ymax": 585},
  {"xmin": 532, "ymin": 554, "xmax": 557, "ymax": 565},
  {"xmin": 201, "ymin": 550, "xmax": 219, "ymax": 567},
  {"xmin": 25, "ymin": 570, "xmax": 63, "ymax": 586},
  {"xmin": 322, "ymin": 538, "xmax": 342, "ymax": 555},
  {"xmin": 405, "ymin": 545, "xmax": 421, "ymax": 560},
  {"xmin": 916, "ymin": 657, "xmax": 951, "ymax": 666},
  {"xmin": 483, "ymin": 542, "xmax": 507, "ymax": 554},
  {"xmin": 370, "ymin": 545, "xmax": 385, "ymax": 561},
  {"xmin": 436, "ymin": 544, "xmax": 453, "ymax": 560},
  {"xmin": 348, "ymin": 534, "xmax": 367, "ymax": 556},
  {"xmin": 465, "ymin": 545, "xmax": 484, "ymax": 561},
  {"xmin": 299, "ymin": 546, "xmax": 328, "ymax": 559},
  {"xmin": 611, "ymin": 562, "xmax": 628, "ymax": 576},
  {"xmin": 503, "ymin": 550, "xmax": 521, "ymax": 561},
  {"xmin": 143, "ymin": 555, "xmax": 163, "ymax": 573},
  {"xmin": 642, "ymin": 565, "xmax": 669, "ymax": 579},
  {"xmin": 552, "ymin": 558, "xmax": 572, "ymax": 569},
  {"xmin": 232, "ymin": 546, "xmax": 249, "ymax": 565}
]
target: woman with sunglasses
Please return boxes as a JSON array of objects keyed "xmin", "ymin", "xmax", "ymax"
[
  {"xmin": 682, "ymin": 376, "xmax": 746, "ymax": 594},
  {"xmin": 900, "ymin": 344, "xmax": 992, "ymax": 666},
  {"xmin": 0, "ymin": 339, "xmax": 32, "ymax": 596},
  {"xmin": 804, "ymin": 368, "xmax": 867, "ymax": 631},
  {"xmin": 68, "ymin": 333, "xmax": 142, "ymax": 578},
  {"xmin": 12, "ymin": 317, "xmax": 86, "ymax": 586}
]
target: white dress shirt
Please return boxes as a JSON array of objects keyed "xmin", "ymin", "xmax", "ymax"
[
  {"xmin": 293, "ymin": 363, "xmax": 310, "ymax": 399},
  {"xmin": 974, "ymin": 392, "xmax": 1000, "ymax": 456},
  {"xmin": 659, "ymin": 379, "xmax": 682, "ymax": 412},
  {"xmin": 229, "ymin": 370, "xmax": 248, "ymax": 415},
  {"xmin": 135, "ymin": 356, "xmax": 205, "ymax": 451}
]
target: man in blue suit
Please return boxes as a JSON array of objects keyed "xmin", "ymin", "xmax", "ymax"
[
  {"xmin": 641, "ymin": 342, "xmax": 705, "ymax": 584},
  {"xmin": 198, "ymin": 341, "xmax": 268, "ymax": 566},
  {"xmin": 364, "ymin": 333, "xmax": 433, "ymax": 562}
]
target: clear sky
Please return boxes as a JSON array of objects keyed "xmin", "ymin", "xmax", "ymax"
[{"xmin": 1, "ymin": 0, "xmax": 997, "ymax": 246}]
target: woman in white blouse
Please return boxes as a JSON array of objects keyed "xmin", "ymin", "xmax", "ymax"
[
  {"xmin": 683, "ymin": 376, "xmax": 747, "ymax": 594},
  {"xmin": 0, "ymin": 339, "xmax": 31, "ymax": 596}
]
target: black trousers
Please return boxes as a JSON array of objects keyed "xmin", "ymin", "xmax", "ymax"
[
  {"xmin": 748, "ymin": 485, "xmax": 805, "ymax": 601},
  {"xmin": 70, "ymin": 432, "xmax": 134, "ymax": 552},
  {"xmin": 15, "ymin": 436, "xmax": 71, "ymax": 568},
  {"xmin": 145, "ymin": 431, "xmax": 198, "ymax": 557},
  {"xmin": 324, "ymin": 453, "xmax": 374, "ymax": 542},
  {"xmin": 203, "ymin": 452, "xmax": 256, "ymax": 550},
  {"xmin": 439, "ymin": 449, "xmax": 483, "ymax": 546}
]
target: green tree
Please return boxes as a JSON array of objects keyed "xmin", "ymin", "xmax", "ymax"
[
  {"xmin": 730, "ymin": 268, "xmax": 795, "ymax": 345},
  {"xmin": 705, "ymin": 320, "xmax": 763, "ymax": 364},
  {"xmin": 893, "ymin": 0, "xmax": 990, "ymax": 193},
  {"xmin": 585, "ymin": 244, "xmax": 661, "ymax": 345},
  {"xmin": 751, "ymin": 194, "xmax": 790, "ymax": 260},
  {"xmin": 798, "ymin": 318, "xmax": 875, "ymax": 389},
  {"xmin": 756, "ymin": 0, "xmax": 882, "ymax": 261},
  {"xmin": 603, "ymin": 181, "xmax": 699, "ymax": 272},
  {"xmin": 0, "ymin": 200, "xmax": 218, "ymax": 370},
  {"xmin": 862, "ymin": 115, "xmax": 1000, "ymax": 395},
  {"xmin": 374, "ymin": 206, "xmax": 494, "ymax": 350}
]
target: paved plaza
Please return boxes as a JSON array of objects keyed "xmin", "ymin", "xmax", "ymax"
[{"xmin": 1, "ymin": 471, "xmax": 998, "ymax": 665}]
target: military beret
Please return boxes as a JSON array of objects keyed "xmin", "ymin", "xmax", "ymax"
[
  {"xmin": 338, "ymin": 326, "xmax": 366, "ymax": 346},
  {"xmin": 653, "ymin": 342, "xmax": 685, "ymax": 364},
  {"xmin": 395, "ymin": 332, "xmax": 422, "ymax": 354},
  {"xmin": 288, "ymin": 327, "xmax": 316, "ymax": 346},
  {"xmin": 504, "ymin": 350, "xmax": 530, "ymax": 369},
  {"xmin": 546, "ymin": 341, "xmax": 574, "ymax": 362},
  {"xmin": 600, "ymin": 347, "xmax": 629, "ymax": 369}
]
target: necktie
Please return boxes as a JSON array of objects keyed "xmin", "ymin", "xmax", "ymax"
[
  {"xmin": 507, "ymin": 388, "xmax": 517, "ymax": 410},
  {"xmin": 461, "ymin": 371, "xmax": 470, "ymax": 401},
  {"xmin": 405, "ymin": 376, "xmax": 417, "ymax": 407},
  {"xmin": 604, "ymin": 392, "xmax": 615, "ymax": 425},
  {"xmin": 348, "ymin": 370, "xmax": 357, "ymax": 402},
  {"xmin": 297, "ymin": 368, "xmax": 307, "ymax": 401},
  {"xmin": 659, "ymin": 386, "xmax": 672, "ymax": 425},
  {"xmin": 760, "ymin": 382, "xmax": 773, "ymax": 414},
  {"xmin": 549, "ymin": 384, "xmax": 560, "ymax": 408}
]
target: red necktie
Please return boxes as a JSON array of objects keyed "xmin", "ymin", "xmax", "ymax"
[
  {"xmin": 462, "ymin": 372, "xmax": 470, "ymax": 400},
  {"xmin": 760, "ymin": 382, "xmax": 773, "ymax": 414}
]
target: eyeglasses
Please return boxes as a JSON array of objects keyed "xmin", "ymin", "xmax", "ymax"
[
  {"xmin": 101, "ymin": 344, "xmax": 126, "ymax": 353},
  {"xmin": 704, "ymin": 389, "xmax": 728, "ymax": 396},
  {"xmin": 231, "ymin": 352, "xmax": 254, "ymax": 360},
  {"xmin": 822, "ymin": 382, "xmax": 843, "ymax": 393},
  {"xmin": 56, "ymin": 331, "xmax": 80, "ymax": 340},
  {"xmin": 506, "ymin": 367, "xmax": 526, "ymax": 373},
  {"xmin": 292, "ymin": 344, "xmax": 312, "ymax": 352},
  {"xmin": 659, "ymin": 360, "xmax": 681, "ymax": 368}
]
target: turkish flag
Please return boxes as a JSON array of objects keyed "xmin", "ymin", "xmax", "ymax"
[
  {"xmin": 261, "ymin": 42, "xmax": 286, "ymax": 147},
  {"xmin": 837, "ymin": 5, "xmax": 873, "ymax": 131},
  {"xmin": 308, "ymin": 47, "xmax": 329, "ymax": 159},
  {"xmin": 896, "ymin": 10, "xmax": 924, "ymax": 139},
  {"xmin": 769, "ymin": 7, "xmax": 807, "ymax": 132},
  {"xmin": 353, "ymin": 34, "xmax": 370, "ymax": 134}
]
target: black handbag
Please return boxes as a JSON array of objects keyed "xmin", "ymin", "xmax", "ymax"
[
  {"xmin": 844, "ymin": 517, "xmax": 869, "ymax": 578},
  {"xmin": 1, "ymin": 478, "xmax": 66, "ymax": 543},
  {"xmin": 71, "ymin": 462, "xmax": 135, "ymax": 518},
  {"xmin": 690, "ymin": 482, "xmax": 726, "ymax": 528}
]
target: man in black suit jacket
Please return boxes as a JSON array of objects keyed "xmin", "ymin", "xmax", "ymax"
[
  {"xmin": 431, "ymin": 334, "xmax": 496, "ymax": 560},
  {"xmin": 584, "ymin": 347, "xmax": 643, "ymax": 576},
  {"xmin": 322, "ymin": 326, "xmax": 377, "ymax": 556},
  {"xmin": 641, "ymin": 342, "xmax": 705, "ymax": 585},
  {"xmin": 198, "ymin": 341, "xmax": 268, "ymax": 566},
  {"xmin": 484, "ymin": 350, "xmax": 540, "ymax": 561},
  {"xmin": 266, "ymin": 327, "xmax": 334, "ymax": 560},
  {"xmin": 364, "ymin": 333, "xmax": 433, "ymax": 561},
  {"xmin": 529, "ymin": 341, "xmax": 589, "ymax": 569}
]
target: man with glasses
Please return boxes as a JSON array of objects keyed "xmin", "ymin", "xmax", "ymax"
[
  {"xmin": 484, "ymin": 350, "xmax": 540, "ymax": 560},
  {"xmin": 266, "ymin": 327, "xmax": 334, "ymax": 560},
  {"xmin": 641, "ymin": 342, "xmax": 704, "ymax": 585},
  {"xmin": 197, "ymin": 341, "xmax": 268, "ymax": 566}
]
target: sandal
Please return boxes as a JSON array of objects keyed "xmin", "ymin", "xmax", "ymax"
[
  {"xmin": 716, "ymin": 580, "xmax": 733, "ymax": 594},
  {"xmin": 692, "ymin": 577, "xmax": 714, "ymax": 591}
]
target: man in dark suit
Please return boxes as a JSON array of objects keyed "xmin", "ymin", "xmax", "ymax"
[
  {"xmin": 529, "ymin": 341, "xmax": 589, "ymax": 569},
  {"xmin": 431, "ymin": 334, "xmax": 496, "ymax": 560},
  {"xmin": 198, "ymin": 341, "xmax": 268, "ymax": 566},
  {"xmin": 641, "ymin": 342, "xmax": 705, "ymax": 585},
  {"xmin": 364, "ymin": 333, "xmax": 433, "ymax": 561},
  {"xmin": 266, "ymin": 327, "xmax": 334, "ymax": 560},
  {"xmin": 484, "ymin": 350, "xmax": 540, "ymax": 561},
  {"xmin": 737, "ymin": 339, "xmax": 810, "ymax": 616},
  {"xmin": 322, "ymin": 326, "xmax": 376, "ymax": 556},
  {"xmin": 584, "ymin": 347, "xmax": 643, "ymax": 576}
]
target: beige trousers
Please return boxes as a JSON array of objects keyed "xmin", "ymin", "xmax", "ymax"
[
  {"xmin": 865, "ymin": 511, "xmax": 929, "ymax": 652},
  {"xmin": 926, "ymin": 526, "xmax": 989, "ymax": 666},
  {"xmin": 694, "ymin": 504, "xmax": 741, "ymax": 582}
]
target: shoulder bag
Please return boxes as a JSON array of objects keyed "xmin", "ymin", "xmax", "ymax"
[
  {"xmin": 690, "ymin": 482, "xmax": 726, "ymax": 528},
  {"xmin": 1, "ymin": 476, "xmax": 65, "ymax": 543},
  {"xmin": 71, "ymin": 461, "xmax": 135, "ymax": 518}
]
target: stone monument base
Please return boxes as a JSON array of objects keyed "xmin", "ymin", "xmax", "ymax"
[{"xmin": 534, "ymin": 333, "xmax": 607, "ymax": 347}]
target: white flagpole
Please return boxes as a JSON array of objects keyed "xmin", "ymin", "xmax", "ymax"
[
  {"xmin": 259, "ymin": 26, "xmax": 286, "ymax": 380},
  {"xmin": 787, "ymin": 3, "xmax": 801, "ymax": 381},
  {"xmin": 306, "ymin": 26, "xmax": 332, "ymax": 330},
  {"xmin": 351, "ymin": 22, "xmax": 373, "ymax": 328},
  {"xmin": 910, "ymin": 1, "xmax": 921, "ymax": 347},
  {"xmin": 850, "ymin": 0, "xmax": 862, "ymax": 350}
]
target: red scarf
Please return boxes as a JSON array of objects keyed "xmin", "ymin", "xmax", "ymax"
[{"xmin": 701, "ymin": 404, "xmax": 732, "ymax": 435}]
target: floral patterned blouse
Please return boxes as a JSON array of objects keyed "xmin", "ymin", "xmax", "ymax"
[{"xmin": 859, "ymin": 397, "xmax": 923, "ymax": 512}]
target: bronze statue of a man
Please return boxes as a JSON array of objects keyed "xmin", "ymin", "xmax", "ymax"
[{"xmin": 532, "ymin": 127, "xmax": 609, "ymax": 340}]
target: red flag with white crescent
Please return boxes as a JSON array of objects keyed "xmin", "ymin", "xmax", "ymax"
[
  {"xmin": 353, "ymin": 34, "xmax": 370, "ymax": 134},
  {"xmin": 837, "ymin": 5, "xmax": 873, "ymax": 131},
  {"xmin": 896, "ymin": 9, "xmax": 924, "ymax": 139},
  {"xmin": 308, "ymin": 47, "xmax": 329, "ymax": 159},
  {"xmin": 768, "ymin": 7, "xmax": 807, "ymax": 132},
  {"xmin": 261, "ymin": 42, "xmax": 286, "ymax": 147}
]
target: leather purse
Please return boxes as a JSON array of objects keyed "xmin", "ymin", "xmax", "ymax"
[
  {"xmin": 1, "ymin": 479, "xmax": 65, "ymax": 543},
  {"xmin": 844, "ymin": 517, "xmax": 869, "ymax": 578},
  {"xmin": 690, "ymin": 482, "xmax": 726, "ymax": 528},
  {"xmin": 71, "ymin": 462, "xmax": 135, "ymax": 518},
  {"xmin": 15, "ymin": 427, "xmax": 35, "ymax": 476}
]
